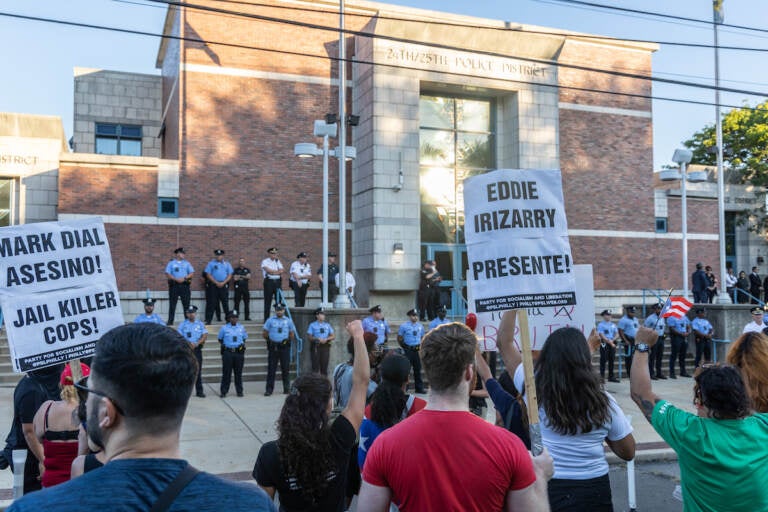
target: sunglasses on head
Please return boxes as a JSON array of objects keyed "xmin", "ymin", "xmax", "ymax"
[{"xmin": 73, "ymin": 377, "xmax": 127, "ymax": 416}]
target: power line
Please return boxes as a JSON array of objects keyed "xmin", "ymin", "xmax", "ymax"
[
  {"xmin": 146, "ymin": 0, "xmax": 768, "ymax": 98},
  {"xmin": 0, "ymin": 9, "xmax": 765, "ymax": 112}
]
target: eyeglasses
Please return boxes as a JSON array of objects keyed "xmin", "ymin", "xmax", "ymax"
[{"xmin": 73, "ymin": 377, "xmax": 127, "ymax": 416}]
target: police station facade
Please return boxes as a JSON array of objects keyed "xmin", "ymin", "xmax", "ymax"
[{"xmin": 3, "ymin": 0, "xmax": 746, "ymax": 316}]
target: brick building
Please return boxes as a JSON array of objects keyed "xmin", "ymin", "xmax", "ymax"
[{"xmin": 7, "ymin": 0, "xmax": 755, "ymax": 317}]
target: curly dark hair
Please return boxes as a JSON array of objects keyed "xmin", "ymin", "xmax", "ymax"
[
  {"xmin": 277, "ymin": 374, "xmax": 336, "ymax": 505},
  {"xmin": 370, "ymin": 354, "xmax": 410, "ymax": 428},
  {"xmin": 535, "ymin": 327, "xmax": 611, "ymax": 435},
  {"xmin": 694, "ymin": 365, "xmax": 751, "ymax": 419}
]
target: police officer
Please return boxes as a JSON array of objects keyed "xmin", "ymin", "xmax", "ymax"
[
  {"xmin": 165, "ymin": 247, "xmax": 194, "ymax": 326},
  {"xmin": 428, "ymin": 305, "xmax": 451, "ymax": 330},
  {"xmin": 618, "ymin": 305, "xmax": 639, "ymax": 373},
  {"xmin": 307, "ymin": 307, "xmax": 335, "ymax": 375},
  {"xmin": 398, "ymin": 309, "xmax": 426, "ymax": 393},
  {"xmin": 667, "ymin": 311, "xmax": 692, "ymax": 379},
  {"xmin": 289, "ymin": 252, "xmax": 312, "ymax": 308},
  {"xmin": 233, "ymin": 258, "xmax": 252, "ymax": 321},
  {"xmin": 204, "ymin": 249, "xmax": 233, "ymax": 325},
  {"xmin": 262, "ymin": 304, "xmax": 295, "ymax": 396},
  {"xmin": 133, "ymin": 298, "xmax": 166, "ymax": 325},
  {"xmin": 643, "ymin": 303, "xmax": 667, "ymax": 380},
  {"xmin": 362, "ymin": 305, "xmax": 390, "ymax": 348},
  {"xmin": 691, "ymin": 308, "xmax": 714, "ymax": 368},
  {"xmin": 218, "ymin": 309, "xmax": 248, "ymax": 398},
  {"xmin": 178, "ymin": 305, "xmax": 207, "ymax": 397},
  {"xmin": 317, "ymin": 252, "xmax": 339, "ymax": 303},
  {"xmin": 597, "ymin": 309, "xmax": 618, "ymax": 383},
  {"xmin": 261, "ymin": 247, "xmax": 285, "ymax": 323}
]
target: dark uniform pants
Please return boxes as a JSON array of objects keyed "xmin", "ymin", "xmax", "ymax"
[
  {"xmin": 311, "ymin": 342, "xmax": 331, "ymax": 376},
  {"xmin": 263, "ymin": 278, "xmax": 281, "ymax": 321},
  {"xmin": 289, "ymin": 280, "xmax": 309, "ymax": 308},
  {"xmin": 599, "ymin": 344, "xmax": 616, "ymax": 378},
  {"xmin": 403, "ymin": 346, "xmax": 424, "ymax": 392},
  {"xmin": 194, "ymin": 345, "xmax": 204, "ymax": 395},
  {"xmin": 649, "ymin": 335, "xmax": 665, "ymax": 377},
  {"xmin": 205, "ymin": 284, "xmax": 221, "ymax": 323},
  {"xmin": 670, "ymin": 333, "xmax": 688, "ymax": 376},
  {"xmin": 266, "ymin": 341, "xmax": 291, "ymax": 393},
  {"xmin": 623, "ymin": 336, "xmax": 635, "ymax": 374},
  {"xmin": 234, "ymin": 285, "xmax": 250, "ymax": 320},
  {"xmin": 220, "ymin": 347, "xmax": 245, "ymax": 395},
  {"xmin": 168, "ymin": 282, "xmax": 191, "ymax": 324},
  {"xmin": 694, "ymin": 335, "xmax": 712, "ymax": 368}
]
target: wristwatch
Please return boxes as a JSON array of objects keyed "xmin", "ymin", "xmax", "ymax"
[{"xmin": 635, "ymin": 343, "xmax": 650, "ymax": 353}]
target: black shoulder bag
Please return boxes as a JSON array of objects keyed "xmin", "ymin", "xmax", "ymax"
[{"xmin": 149, "ymin": 464, "xmax": 201, "ymax": 512}]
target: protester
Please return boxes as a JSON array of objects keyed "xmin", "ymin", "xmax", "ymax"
[
  {"xmin": 8, "ymin": 323, "xmax": 276, "ymax": 512},
  {"xmin": 32, "ymin": 363, "xmax": 89, "ymax": 488},
  {"xmin": 253, "ymin": 320, "xmax": 370, "ymax": 511},
  {"xmin": 630, "ymin": 326, "xmax": 768, "ymax": 511},
  {"xmin": 497, "ymin": 311, "xmax": 635, "ymax": 511},
  {"xmin": 69, "ymin": 399, "xmax": 106, "ymax": 478},
  {"xmin": 358, "ymin": 354, "xmax": 427, "ymax": 470},
  {"xmin": 333, "ymin": 332, "xmax": 380, "ymax": 409},
  {"xmin": 358, "ymin": 322, "xmax": 553, "ymax": 512},
  {"xmin": 4, "ymin": 364, "xmax": 64, "ymax": 494},
  {"xmin": 726, "ymin": 331, "xmax": 768, "ymax": 412}
]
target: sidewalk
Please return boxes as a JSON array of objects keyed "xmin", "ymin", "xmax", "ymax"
[{"xmin": 0, "ymin": 373, "xmax": 692, "ymax": 507}]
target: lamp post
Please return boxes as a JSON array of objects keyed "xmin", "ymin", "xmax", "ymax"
[
  {"xmin": 294, "ymin": 120, "xmax": 356, "ymax": 308},
  {"xmin": 335, "ymin": 0, "xmax": 351, "ymax": 309},
  {"xmin": 662, "ymin": 149, "xmax": 706, "ymax": 299}
]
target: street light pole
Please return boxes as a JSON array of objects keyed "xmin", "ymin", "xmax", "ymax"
[
  {"xmin": 335, "ymin": 0, "xmax": 351, "ymax": 308},
  {"xmin": 681, "ymin": 160, "xmax": 689, "ymax": 300},
  {"xmin": 321, "ymin": 132, "xmax": 330, "ymax": 308},
  {"xmin": 713, "ymin": 16, "xmax": 731, "ymax": 303}
]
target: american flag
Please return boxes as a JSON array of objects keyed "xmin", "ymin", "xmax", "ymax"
[{"xmin": 660, "ymin": 296, "xmax": 693, "ymax": 319}]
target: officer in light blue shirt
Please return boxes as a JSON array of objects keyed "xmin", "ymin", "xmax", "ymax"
[
  {"xmin": 597, "ymin": 310, "xmax": 618, "ymax": 382},
  {"xmin": 643, "ymin": 303, "xmax": 667, "ymax": 380},
  {"xmin": 428, "ymin": 305, "xmax": 451, "ymax": 330},
  {"xmin": 133, "ymin": 298, "xmax": 166, "ymax": 325},
  {"xmin": 398, "ymin": 309, "xmax": 426, "ymax": 393},
  {"xmin": 691, "ymin": 308, "xmax": 714, "ymax": 368},
  {"xmin": 178, "ymin": 305, "xmax": 207, "ymax": 397},
  {"xmin": 217, "ymin": 309, "xmax": 248, "ymax": 398},
  {"xmin": 617, "ymin": 306, "xmax": 639, "ymax": 372},
  {"xmin": 666, "ymin": 313, "xmax": 692, "ymax": 378},
  {"xmin": 165, "ymin": 247, "xmax": 194, "ymax": 326},
  {"xmin": 262, "ymin": 304, "xmax": 295, "ymax": 396},
  {"xmin": 204, "ymin": 249, "xmax": 234, "ymax": 325},
  {"xmin": 362, "ymin": 305, "xmax": 390, "ymax": 346},
  {"xmin": 307, "ymin": 308, "xmax": 335, "ymax": 376}
]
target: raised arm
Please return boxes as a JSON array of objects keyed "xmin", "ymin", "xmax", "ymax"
[
  {"xmin": 497, "ymin": 310, "xmax": 522, "ymax": 373},
  {"xmin": 341, "ymin": 320, "xmax": 371, "ymax": 433},
  {"xmin": 630, "ymin": 326, "xmax": 663, "ymax": 423},
  {"xmin": 475, "ymin": 343, "xmax": 493, "ymax": 383}
]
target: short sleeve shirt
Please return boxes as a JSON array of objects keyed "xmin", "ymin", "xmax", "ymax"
[
  {"xmin": 596, "ymin": 320, "xmax": 617, "ymax": 341},
  {"xmin": 205, "ymin": 260, "xmax": 233, "ymax": 282},
  {"xmin": 668, "ymin": 316, "xmax": 691, "ymax": 335},
  {"xmin": 262, "ymin": 258, "xmax": 284, "ymax": 279},
  {"xmin": 307, "ymin": 320, "xmax": 334, "ymax": 340},
  {"xmin": 362, "ymin": 316, "xmax": 389, "ymax": 345},
  {"xmin": 397, "ymin": 322, "xmax": 424, "ymax": 346},
  {"xmin": 134, "ymin": 314, "xmax": 166, "ymax": 325},
  {"xmin": 644, "ymin": 313, "xmax": 665, "ymax": 336},
  {"xmin": 691, "ymin": 318, "xmax": 713, "ymax": 336},
  {"xmin": 263, "ymin": 316, "xmax": 295, "ymax": 342},
  {"xmin": 617, "ymin": 316, "xmax": 639, "ymax": 338},
  {"xmin": 218, "ymin": 323, "xmax": 247, "ymax": 348},
  {"xmin": 178, "ymin": 319, "xmax": 207, "ymax": 345},
  {"xmin": 165, "ymin": 259, "xmax": 194, "ymax": 279},
  {"xmin": 289, "ymin": 261, "xmax": 312, "ymax": 283},
  {"xmin": 428, "ymin": 317, "xmax": 451, "ymax": 330}
]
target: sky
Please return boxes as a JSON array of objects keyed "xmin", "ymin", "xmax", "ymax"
[{"xmin": 1, "ymin": 0, "xmax": 767, "ymax": 169}]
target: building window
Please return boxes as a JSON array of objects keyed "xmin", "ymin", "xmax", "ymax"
[
  {"xmin": 158, "ymin": 197, "xmax": 178, "ymax": 218},
  {"xmin": 0, "ymin": 178, "xmax": 13, "ymax": 227},
  {"xmin": 655, "ymin": 217, "xmax": 667, "ymax": 233},
  {"xmin": 419, "ymin": 95, "xmax": 495, "ymax": 244},
  {"xmin": 95, "ymin": 123, "xmax": 142, "ymax": 156},
  {"xmin": 725, "ymin": 211, "xmax": 737, "ymax": 269}
]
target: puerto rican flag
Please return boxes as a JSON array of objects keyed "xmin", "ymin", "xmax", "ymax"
[{"xmin": 660, "ymin": 296, "xmax": 693, "ymax": 319}]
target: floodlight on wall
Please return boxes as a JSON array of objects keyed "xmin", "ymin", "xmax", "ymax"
[
  {"xmin": 325, "ymin": 113, "xmax": 338, "ymax": 125},
  {"xmin": 393, "ymin": 242, "xmax": 404, "ymax": 255},
  {"xmin": 346, "ymin": 114, "xmax": 360, "ymax": 126}
]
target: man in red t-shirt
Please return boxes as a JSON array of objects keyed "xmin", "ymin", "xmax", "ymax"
[{"xmin": 358, "ymin": 323, "xmax": 553, "ymax": 512}]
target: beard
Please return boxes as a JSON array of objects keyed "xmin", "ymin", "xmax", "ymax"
[{"xmin": 86, "ymin": 399, "xmax": 106, "ymax": 452}]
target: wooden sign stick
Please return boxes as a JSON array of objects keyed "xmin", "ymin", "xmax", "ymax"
[
  {"xmin": 518, "ymin": 309, "xmax": 543, "ymax": 455},
  {"xmin": 69, "ymin": 359, "xmax": 83, "ymax": 383}
]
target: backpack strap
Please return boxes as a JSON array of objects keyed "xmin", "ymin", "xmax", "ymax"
[
  {"xmin": 400, "ymin": 395, "xmax": 416, "ymax": 421},
  {"xmin": 149, "ymin": 463, "xmax": 200, "ymax": 512}
]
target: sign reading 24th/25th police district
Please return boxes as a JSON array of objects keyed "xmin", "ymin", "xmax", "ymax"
[
  {"xmin": 0, "ymin": 218, "xmax": 124, "ymax": 372},
  {"xmin": 463, "ymin": 169, "xmax": 576, "ymax": 313}
]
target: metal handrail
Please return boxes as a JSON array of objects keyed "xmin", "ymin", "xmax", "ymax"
[
  {"xmin": 641, "ymin": 288, "xmax": 667, "ymax": 318},
  {"xmin": 275, "ymin": 289, "xmax": 304, "ymax": 376},
  {"xmin": 731, "ymin": 288, "xmax": 764, "ymax": 306}
]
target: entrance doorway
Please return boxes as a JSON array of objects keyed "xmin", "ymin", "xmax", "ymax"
[{"xmin": 423, "ymin": 244, "xmax": 468, "ymax": 319}]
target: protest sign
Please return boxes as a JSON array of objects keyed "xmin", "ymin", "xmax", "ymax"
[
  {"xmin": 0, "ymin": 219, "xmax": 123, "ymax": 372},
  {"xmin": 469, "ymin": 264, "xmax": 594, "ymax": 351},
  {"xmin": 463, "ymin": 169, "xmax": 576, "ymax": 313}
]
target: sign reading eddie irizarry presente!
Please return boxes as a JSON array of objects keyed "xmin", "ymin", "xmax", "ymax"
[{"xmin": 463, "ymin": 169, "xmax": 576, "ymax": 313}]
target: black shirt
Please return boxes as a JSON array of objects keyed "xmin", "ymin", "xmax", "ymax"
[
  {"xmin": 11, "ymin": 373, "xmax": 61, "ymax": 450},
  {"xmin": 253, "ymin": 415, "xmax": 356, "ymax": 512},
  {"xmin": 233, "ymin": 267, "xmax": 251, "ymax": 290}
]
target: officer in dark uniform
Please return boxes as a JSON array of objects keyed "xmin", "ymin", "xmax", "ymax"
[
  {"xmin": 233, "ymin": 258, "xmax": 252, "ymax": 321},
  {"xmin": 317, "ymin": 252, "xmax": 339, "ymax": 303},
  {"xmin": 177, "ymin": 305, "xmax": 207, "ymax": 397},
  {"xmin": 165, "ymin": 247, "xmax": 194, "ymax": 326},
  {"xmin": 204, "ymin": 249, "xmax": 233, "ymax": 324},
  {"xmin": 218, "ymin": 309, "xmax": 248, "ymax": 398},
  {"xmin": 262, "ymin": 304, "xmax": 295, "ymax": 396}
]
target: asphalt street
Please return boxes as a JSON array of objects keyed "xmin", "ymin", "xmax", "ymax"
[{"xmin": 610, "ymin": 460, "xmax": 682, "ymax": 512}]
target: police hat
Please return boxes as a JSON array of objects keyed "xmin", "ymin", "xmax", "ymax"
[
  {"xmin": 314, "ymin": 307, "xmax": 325, "ymax": 316},
  {"xmin": 600, "ymin": 309, "xmax": 611, "ymax": 316},
  {"xmin": 297, "ymin": 252, "xmax": 308, "ymax": 259},
  {"xmin": 437, "ymin": 305, "xmax": 447, "ymax": 313},
  {"xmin": 267, "ymin": 247, "xmax": 278, "ymax": 254},
  {"xmin": 328, "ymin": 252, "xmax": 337, "ymax": 257},
  {"xmin": 653, "ymin": 303, "xmax": 663, "ymax": 310},
  {"xmin": 369, "ymin": 305, "xmax": 382, "ymax": 313},
  {"xmin": 226, "ymin": 309, "xmax": 239, "ymax": 318},
  {"xmin": 696, "ymin": 308, "xmax": 706, "ymax": 314},
  {"xmin": 214, "ymin": 249, "xmax": 225, "ymax": 255},
  {"xmin": 275, "ymin": 303, "xmax": 286, "ymax": 311},
  {"xmin": 407, "ymin": 309, "xmax": 418, "ymax": 317},
  {"xmin": 174, "ymin": 247, "xmax": 185, "ymax": 254},
  {"xmin": 185, "ymin": 305, "xmax": 198, "ymax": 314},
  {"xmin": 142, "ymin": 298, "xmax": 156, "ymax": 306},
  {"xmin": 626, "ymin": 306, "xmax": 637, "ymax": 313},
  {"xmin": 751, "ymin": 307, "xmax": 764, "ymax": 315}
]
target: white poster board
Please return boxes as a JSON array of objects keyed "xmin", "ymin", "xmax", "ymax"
[
  {"xmin": 463, "ymin": 169, "xmax": 576, "ymax": 313},
  {"xmin": 0, "ymin": 218, "xmax": 124, "ymax": 372},
  {"xmin": 469, "ymin": 264, "xmax": 595, "ymax": 351}
]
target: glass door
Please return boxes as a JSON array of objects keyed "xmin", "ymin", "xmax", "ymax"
[{"xmin": 424, "ymin": 243, "xmax": 468, "ymax": 319}]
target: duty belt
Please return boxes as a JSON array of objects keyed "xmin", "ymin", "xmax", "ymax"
[
  {"xmin": 270, "ymin": 339, "xmax": 290, "ymax": 346},
  {"xmin": 223, "ymin": 345, "xmax": 245, "ymax": 353},
  {"xmin": 405, "ymin": 344, "xmax": 421, "ymax": 351}
]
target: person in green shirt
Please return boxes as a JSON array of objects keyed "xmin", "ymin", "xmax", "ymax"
[{"xmin": 630, "ymin": 326, "xmax": 768, "ymax": 512}]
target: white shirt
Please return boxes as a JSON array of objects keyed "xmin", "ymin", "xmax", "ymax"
[
  {"xmin": 289, "ymin": 260, "xmax": 312, "ymax": 284},
  {"xmin": 743, "ymin": 321, "xmax": 765, "ymax": 334},
  {"xmin": 335, "ymin": 271, "xmax": 356, "ymax": 297},
  {"xmin": 725, "ymin": 273, "xmax": 738, "ymax": 287},
  {"xmin": 514, "ymin": 364, "xmax": 633, "ymax": 480},
  {"xmin": 261, "ymin": 257, "xmax": 283, "ymax": 279}
]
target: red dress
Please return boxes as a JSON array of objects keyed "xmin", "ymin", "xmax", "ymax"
[{"xmin": 40, "ymin": 403, "xmax": 80, "ymax": 488}]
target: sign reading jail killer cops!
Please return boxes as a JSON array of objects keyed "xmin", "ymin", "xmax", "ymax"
[
  {"xmin": 0, "ymin": 218, "xmax": 123, "ymax": 372},
  {"xmin": 463, "ymin": 169, "xmax": 576, "ymax": 313}
]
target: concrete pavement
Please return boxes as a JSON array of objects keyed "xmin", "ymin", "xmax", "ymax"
[{"xmin": 0, "ymin": 373, "xmax": 696, "ymax": 508}]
